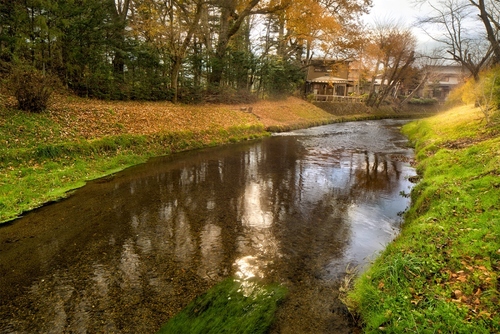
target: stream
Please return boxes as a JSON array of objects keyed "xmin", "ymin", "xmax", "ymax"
[{"xmin": 0, "ymin": 119, "xmax": 416, "ymax": 333}]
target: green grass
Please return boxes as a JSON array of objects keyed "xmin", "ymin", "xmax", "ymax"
[
  {"xmin": 157, "ymin": 278, "xmax": 287, "ymax": 334},
  {"xmin": 348, "ymin": 105, "xmax": 500, "ymax": 333}
]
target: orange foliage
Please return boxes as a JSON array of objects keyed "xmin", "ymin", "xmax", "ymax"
[{"xmin": 48, "ymin": 96, "xmax": 261, "ymax": 140}]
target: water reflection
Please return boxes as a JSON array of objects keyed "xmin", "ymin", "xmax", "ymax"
[{"xmin": 0, "ymin": 119, "xmax": 415, "ymax": 333}]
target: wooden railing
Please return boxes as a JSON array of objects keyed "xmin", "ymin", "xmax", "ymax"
[{"xmin": 312, "ymin": 95, "xmax": 365, "ymax": 103}]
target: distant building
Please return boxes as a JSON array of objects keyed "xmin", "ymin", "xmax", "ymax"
[{"xmin": 420, "ymin": 65, "xmax": 468, "ymax": 100}]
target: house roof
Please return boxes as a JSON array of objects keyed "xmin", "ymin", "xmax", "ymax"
[{"xmin": 308, "ymin": 76, "xmax": 352, "ymax": 84}]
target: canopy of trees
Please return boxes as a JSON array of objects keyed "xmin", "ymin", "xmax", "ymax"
[
  {"xmin": 364, "ymin": 22, "xmax": 417, "ymax": 108},
  {"xmin": 0, "ymin": 0, "xmax": 371, "ymax": 104}
]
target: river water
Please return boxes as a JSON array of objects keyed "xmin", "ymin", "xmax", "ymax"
[{"xmin": 0, "ymin": 119, "xmax": 415, "ymax": 333}]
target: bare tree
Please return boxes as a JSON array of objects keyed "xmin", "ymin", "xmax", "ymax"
[
  {"xmin": 398, "ymin": 50, "xmax": 446, "ymax": 105},
  {"xmin": 469, "ymin": 0, "xmax": 500, "ymax": 64},
  {"xmin": 417, "ymin": 0, "xmax": 493, "ymax": 80}
]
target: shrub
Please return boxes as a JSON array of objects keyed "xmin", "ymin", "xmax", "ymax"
[
  {"xmin": 10, "ymin": 67, "xmax": 57, "ymax": 112},
  {"xmin": 474, "ymin": 66, "xmax": 500, "ymax": 124}
]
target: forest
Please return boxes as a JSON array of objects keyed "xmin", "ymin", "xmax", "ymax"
[
  {"xmin": 1, "ymin": 0, "xmax": 500, "ymax": 115},
  {"xmin": 0, "ymin": 0, "xmax": 370, "ymax": 106}
]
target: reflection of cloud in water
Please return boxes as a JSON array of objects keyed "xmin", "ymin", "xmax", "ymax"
[
  {"xmin": 325, "ymin": 200, "xmax": 405, "ymax": 278},
  {"xmin": 242, "ymin": 182, "xmax": 273, "ymax": 228},
  {"xmin": 235, "ymin": 255, "xmax": 263, "ymax": 280},
  {"xmin": 234, "ymin": 255, "xmax": 270, "ymax": 297},
  {"xmin": 137, "ymin": 234, "xmax": 152, "ymax": 254},
  {"xmin": 119, "ymin": 240, "xmax": 141, "ymax": 290},
  {"xmin": 206, "ymin": 199, "xmax": 216, "ymax": 210},
  {"xmin": 233, "ymin": 147, "xmax": 283, "ymax": 291},
  {"xmin": 0, "ymin": 119, "xmax": 416, "ymax": 333},
  {"xmin": 92, "ymin": 264, "xmax": 110, "ymax": 297},
  {"xmin": 174, "ymin": 210, "xmax": 194, "ymax": 264}
]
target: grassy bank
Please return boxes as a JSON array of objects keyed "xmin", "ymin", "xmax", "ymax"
[
  {"xmin": 0, "ymin": 95, "xmax": 438, "ymax": 223},
  {"xmin": 349, "ymin": 105, "xmax": 500, "ymax": 333},
  {"xmin": 1, "ymin": 95, "xmax": 347, "ymax": 223}
]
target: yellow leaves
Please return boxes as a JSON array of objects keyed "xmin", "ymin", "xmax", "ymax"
[{"xmin": 284, "ymin": 0, "xmax": 340, "ymax": 38}]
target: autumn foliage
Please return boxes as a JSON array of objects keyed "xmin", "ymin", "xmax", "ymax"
[{"xmin": 0, "ymin": 0, "xmax": 371, "ymax": 103}]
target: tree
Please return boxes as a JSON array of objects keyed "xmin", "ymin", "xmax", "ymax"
[
  {"xmin": 207, "ymin": 0, "xmax": 261, "ymax": 89},
  {"xmin": 417, "ymin": 0, "xmax": 494, "ymax": 81},
  {"xmin": 130, "ymin": 0, "xmax": 204, "ymax": 103},
  {"xmin": 108, "ymin": 0, "xmax": 131, "ymax": 77},
  {"xmin": 365, "ymin": 22, "xmax": 417, "ymax": 108},
  {"xmin": 474, "ymin": 67, "xmax": 499, "ymax": 124},
  {"xmin": 1, "ymin": 0, "xmax": 372, "ymax": 102},
  {"xmin": 469, "ymin": 0, "xmax": 500, "ymax": 65}
]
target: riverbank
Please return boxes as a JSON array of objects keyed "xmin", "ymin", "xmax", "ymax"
[
  {"xmin": 349, "ymin": 105, "xmax": 500, "ymax": 332},
  {"xmin": 0, "ymin": 95, "xmax": 434, "ymax": 223}
]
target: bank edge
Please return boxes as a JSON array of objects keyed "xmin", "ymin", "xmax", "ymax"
[{"xmin": 348, "ymin": 105, "xmax": 500, "ymax": 333}]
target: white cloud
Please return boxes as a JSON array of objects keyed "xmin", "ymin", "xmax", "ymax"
[{"xmin": 363, "ymin": 0, "xmax": 436, "ymax": 50}]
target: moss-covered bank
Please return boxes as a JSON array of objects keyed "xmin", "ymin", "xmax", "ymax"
[{"xmin": 349, "ymin": 105, "xmax": 500, "ymax": 333}]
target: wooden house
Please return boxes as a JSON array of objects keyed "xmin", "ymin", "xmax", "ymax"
[{"xmin": 304, "ymin": 59, "xmax": 360, "ymax": 102}]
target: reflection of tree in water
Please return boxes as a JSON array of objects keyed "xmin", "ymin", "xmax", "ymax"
[{"xmin": 357, "ymin": 151, "xmax": 403, "ymax": 192}]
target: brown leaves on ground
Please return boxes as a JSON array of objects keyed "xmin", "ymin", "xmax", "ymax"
[
  {"xmin": 250, "ymin": 98, "xmax": 335, "ymax": 127},
  {"xmin": 439, "ymin": 258, "xmax": 499, "ymax": 322},
  {"xmin": 48, "ymin": 96, "xmax": 261, "ymax": 140},
  {"xmin": 45, "ymin": 95, "xmax": 332, "ymax": 140}
]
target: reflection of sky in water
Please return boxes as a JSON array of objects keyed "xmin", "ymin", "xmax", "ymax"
[
  {"xmin": 198, "ymin": 223, "xmax": 223, "ymax": 278},
  {"xmin": 233, "ymin": 145, "xmax": 282, "ymax": 286},
  {"xmin": 277, "ymin": 120, "xmax": 415, "ymax": 278},
  {"xmin": 242, "ymin": 182, "xmax": 273, "ymax": 228},
  {"xmin": 235, "ymin": 121, "xmax": 414, "ymax": 283}
]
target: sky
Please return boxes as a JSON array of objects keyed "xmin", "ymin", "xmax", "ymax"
[
  {"xmin": 365, "ymin": 0, "xmax": 422, "ymax": 24},
  {"xmin": 363, "ymin": 0, "xmax": 435, "ymax": 50}
]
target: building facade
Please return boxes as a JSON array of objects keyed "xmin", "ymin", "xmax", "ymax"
[{"xmin": 304, "ymin": 59, "xmax": 360, "ymax": 101}]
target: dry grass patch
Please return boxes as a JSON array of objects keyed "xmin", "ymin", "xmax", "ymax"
[
  {"xmin": 248, "ymin": 97, "xmax": 335, "ymax": 129},
  {"xmin": 48, "ymin": 96, "xmax": 261, "ymax": 140}
]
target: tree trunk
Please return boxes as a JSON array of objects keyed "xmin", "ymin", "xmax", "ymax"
[
  {"xmin": 399, "ymin": 71, "xmax": 429, "ymax": 106},
  {"xmin": 169, "ymin": 0, "xmax": 203, "ymax": 103},
  {"xmin": 474, "ymin": 0, "xmax": 500, "ymax": 65},
  {"xmin": 171, "ymin": 57, "xmax": 182, "ymax": 103},
  {"xmin": 209, "ymin": 0, "xmax": 261, "ymax": 88},
  {"xmin": 109, "ymin": 0, "xmax": 130, "ymax": 77},
  {"xmin": 366, "ymin": 58, "xmax": 381, "ymax": 107}
]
